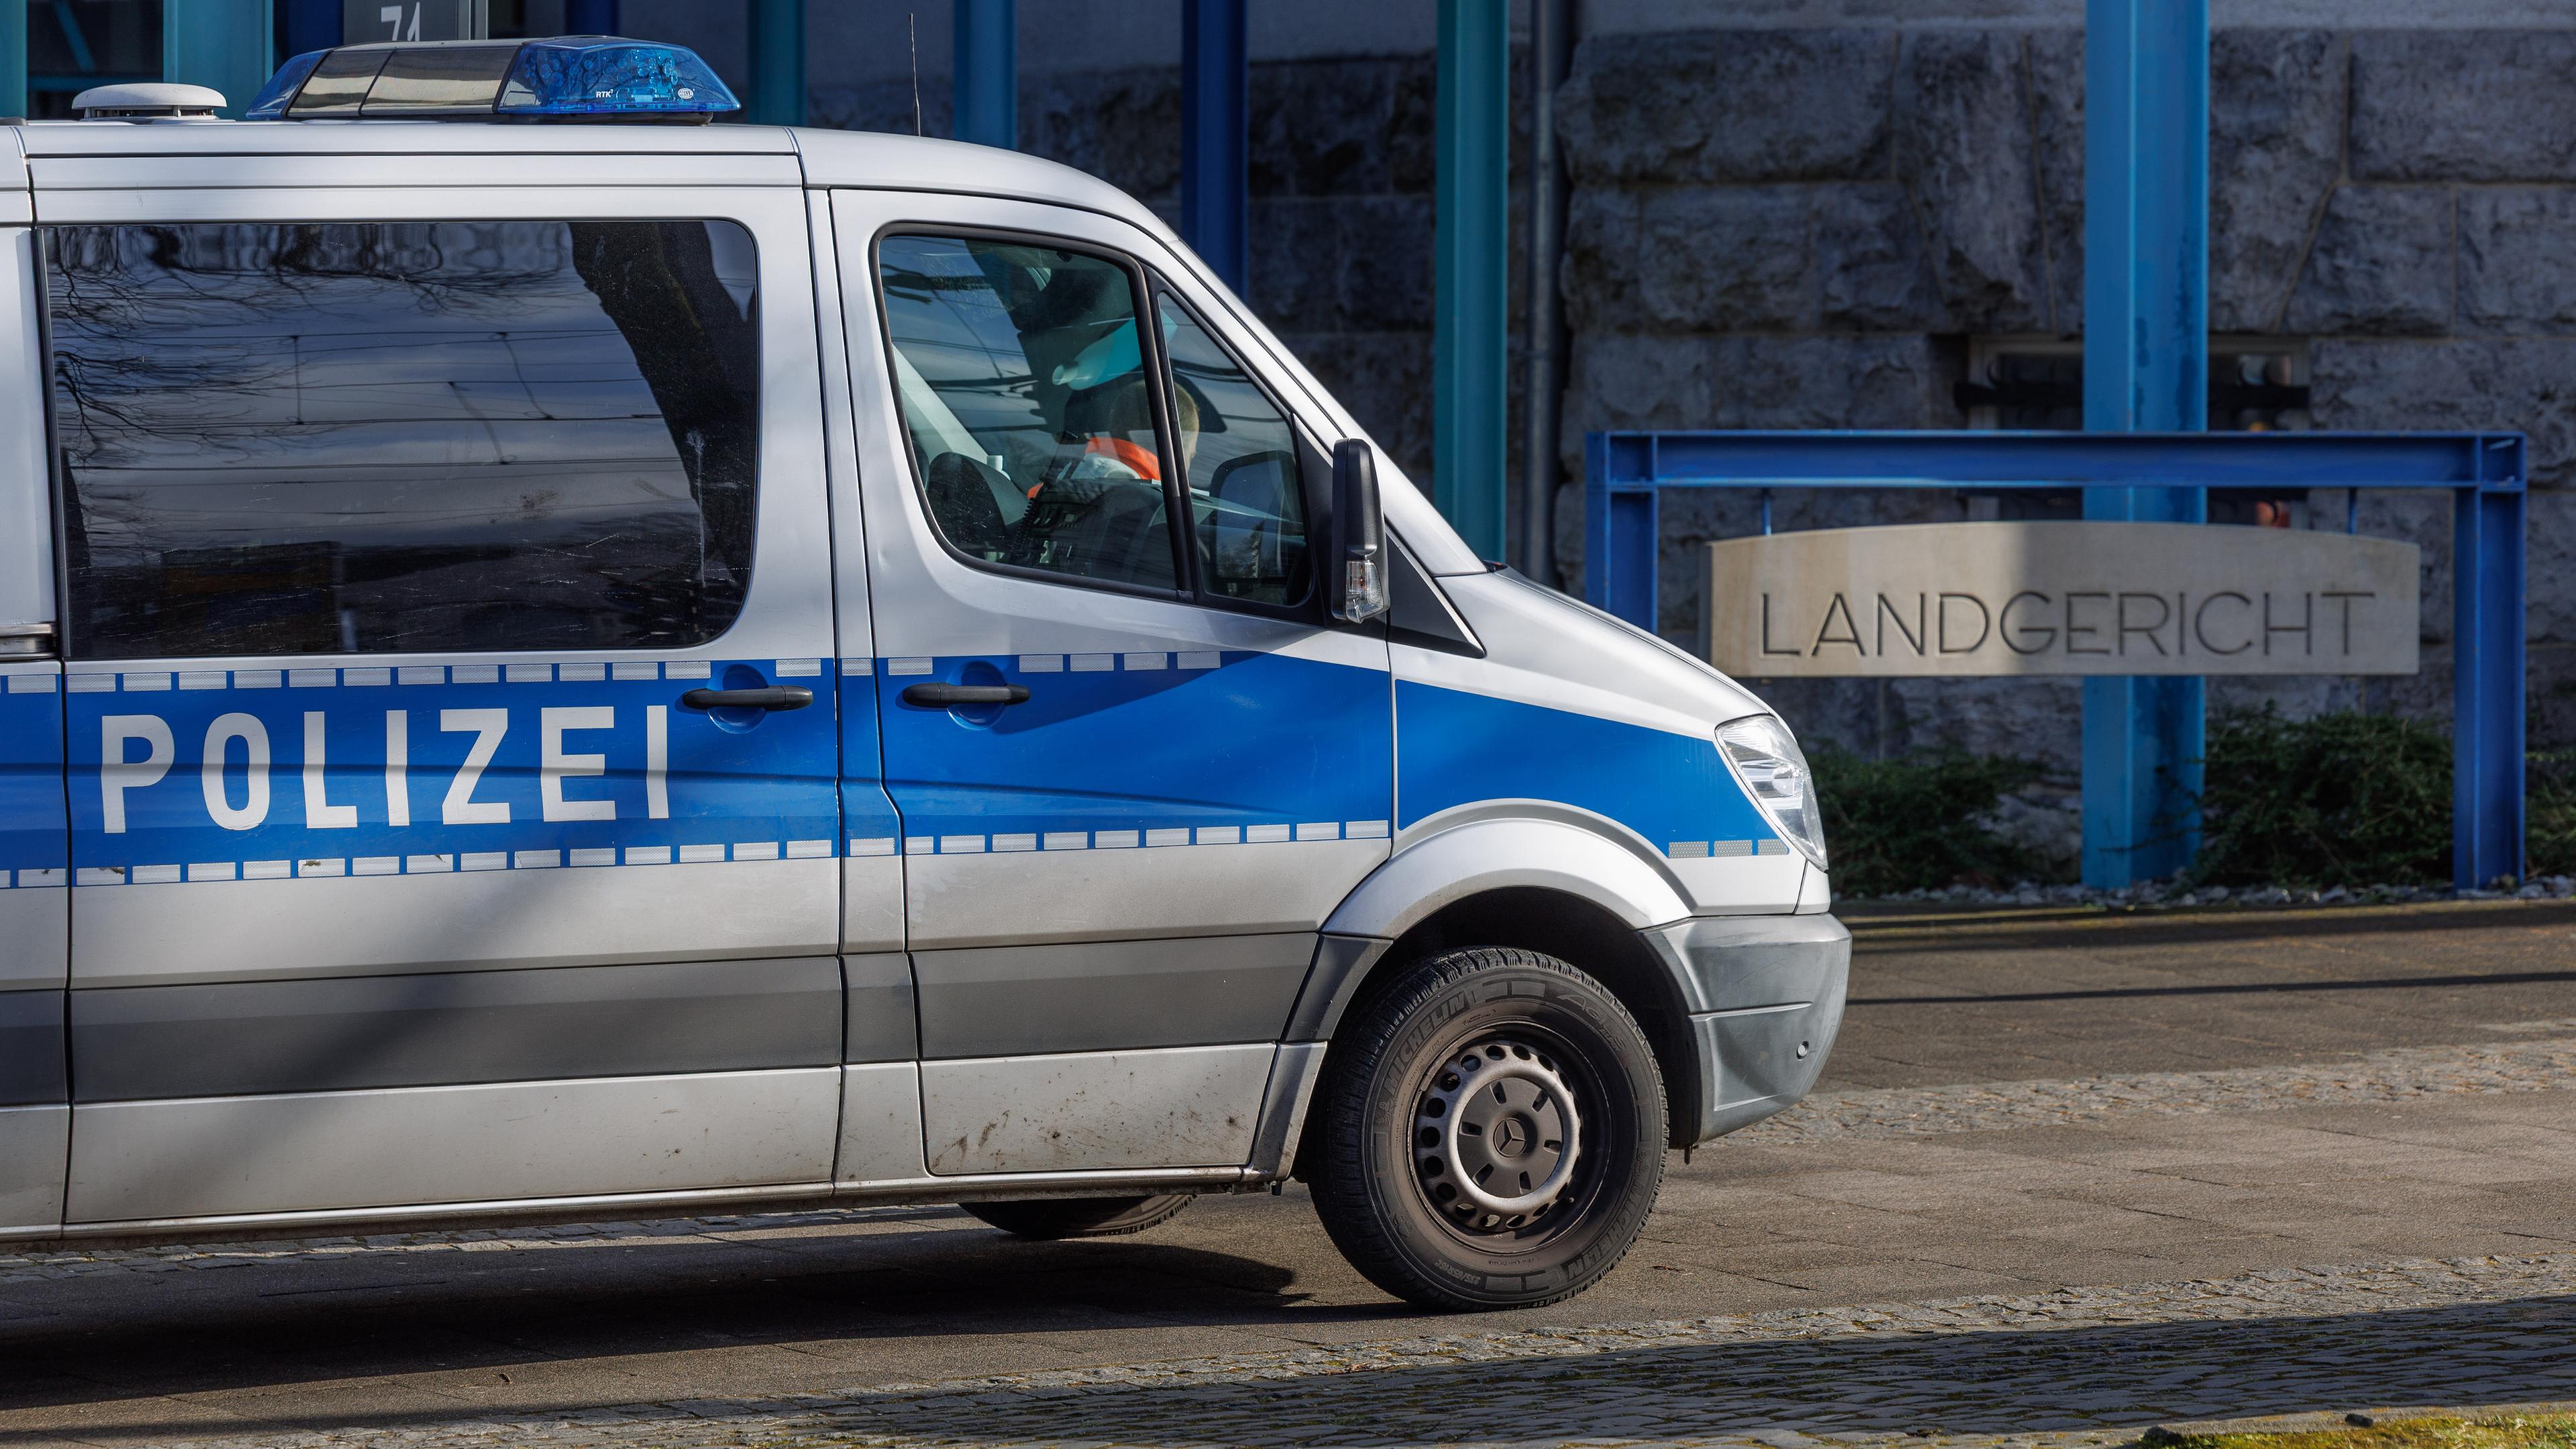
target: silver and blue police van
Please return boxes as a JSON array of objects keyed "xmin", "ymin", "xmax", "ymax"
[{"xmin": 0, "ymin": 38, "xmax": 1846, "ymax": 1309}]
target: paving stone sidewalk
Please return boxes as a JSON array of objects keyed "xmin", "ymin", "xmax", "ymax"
[
  {"xmin": 1738, "ymin": 1033, "xmax": 2576, "ymax": 1144},
  {"xmin": 133, "ymin": 1252, "xmax": 2576, "ymax": 1449}
]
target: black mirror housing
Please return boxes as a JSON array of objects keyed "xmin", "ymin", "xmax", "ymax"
[{"xmin": 1329, "ymin": 439, "xmax": 1388, "ymax": 623}]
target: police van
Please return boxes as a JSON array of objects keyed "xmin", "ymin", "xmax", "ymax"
[{"xmin": 0, "ymin": 38, "xmax": 1847, "ymax": 1310}]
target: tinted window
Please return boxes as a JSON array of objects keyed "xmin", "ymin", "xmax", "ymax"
[
  {"xmin": 877, "ymin": 234, "xmax": 1179, "ymax": 592},
  {"xmin": 1158, "ymin": 292, "xmax": 1312, "ymax": 608},
  {"xmin": 48, "ymin": 220, "xmax": 759, "ymax": 659}
]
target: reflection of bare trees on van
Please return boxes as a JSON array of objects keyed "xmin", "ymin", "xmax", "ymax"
[{"xmin": 46, "ymin": 219, "xmax": 760, "ymax": 659}]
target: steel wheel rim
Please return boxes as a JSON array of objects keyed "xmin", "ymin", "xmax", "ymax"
[{"xmin": 1410, "ymin": 1032, "xmax": 1588, "ymax": 1237}]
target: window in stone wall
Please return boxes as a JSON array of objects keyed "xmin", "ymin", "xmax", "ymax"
[{"xmin": 1955, "ymin": 338, "xmax": 2312, "ymax": 527}]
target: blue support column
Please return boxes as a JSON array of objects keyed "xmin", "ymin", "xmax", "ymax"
[
  {"xmin": 164, "ymin": 0, "xmax": 274, "ymax": 117},
  {"xmin": 2453, "ymin": 470, "xmax": 2528, "ymax": 890},
  {"xmin": 1179, "ymin": 0, "xmax": 1248, "ymax": 295},
  {"xmin": 1, "ymin": 0, "xmax": 23, "ymax": 118},
  {"xmin": 565, "ymin": 0, "xmax": 621, "ymax": 35},
  {"xmin": 1584, "ymin": 433, "xmax": 1659, "ymax": 631},
  {"xmin": 749, "ymin": 0, "xmax": 804, "ymax": 127},
  {"xmin": 1433, "ymin": 0, "xmax": 1507, "ymax": 560},
  {"xmin": 953, "ymin": 0, "xmax": 1015, "ymax": 150},
  {"xmin": 2080, "ymin": 0, "xmax": 2209, "ymax": 888}
]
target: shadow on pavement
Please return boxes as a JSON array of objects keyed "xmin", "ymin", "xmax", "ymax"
[
  {"xmin": 13, "ymin": 1284, "xmax": 2574, "ymax": 1445},
  {"xmin": 0, "ymin": 1227, "xmax": 1419, "ymax": 1432}
]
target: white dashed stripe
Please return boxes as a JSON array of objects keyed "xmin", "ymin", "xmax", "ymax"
[{"xmin": 70, "ymin": 844, "xmax": 835, "ymax": 884}]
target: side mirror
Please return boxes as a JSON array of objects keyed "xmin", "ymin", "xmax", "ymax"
[{"xmin": 1329, "ymin": 439, "xmax": 1388, "ymax": 623}]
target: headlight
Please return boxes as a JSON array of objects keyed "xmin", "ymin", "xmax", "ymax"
[{"xmin": 1716, "ymin": 714, "xmax": 1827, "ymax": 871}]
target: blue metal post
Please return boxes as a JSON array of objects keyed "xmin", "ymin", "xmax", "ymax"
[
  {"xmin": 952, "ymin": 0, "xmax": 1015, "ymax": 150},
  {"xmin": 2453, "ymin": 462, "xmax": 2527, "ymax": 890},
  {"xmin": 749, "ymin": 0, "xmax": 804, "ymax": 126},
  {"xmin": 2081, "ymin": 0, "xmax": 2209, "ymax": 888},
  {"xmin": 1179, "ymin": 0, "xmax": 1248, "ymax": 295},
  {"xmin": 565, "ymin": 0, "xmax": 621, "ymax": 35},
  {"xmin": 1585, "ymin": 432, "xmax": 1659, "ymax": 631},
  {"xmin": 1434, "ymin": 0, "xmax": 1507, "ymax": 561},
  {"xmin": 164, "ymin": 0, "xmax": 274, "ymax": 117},
  {"xmin": 1, "ymin": 0, "xmax": 23, "ymax": 117},
  {"xmin": 279, "ymin": 0, "xmax": 339, "ymax": 56}
]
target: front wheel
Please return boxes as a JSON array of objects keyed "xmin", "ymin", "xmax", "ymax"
[{"xmin": 1307, "ymin": 947, "xmax": 1667, "ymax": 1310}]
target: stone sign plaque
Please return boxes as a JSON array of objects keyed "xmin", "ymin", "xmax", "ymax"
[{"xmin": 1703, "ymin": 522, "xmax": 2420, "ymax": 678}]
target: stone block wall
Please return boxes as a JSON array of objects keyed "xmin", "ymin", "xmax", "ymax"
[{"xmin": 1544, "ymin": 25, "xmax": 2576, "ymax": 814}]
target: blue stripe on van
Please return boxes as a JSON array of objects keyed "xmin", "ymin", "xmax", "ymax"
[{"xmin": 1395, "ymin": 680, "xmax": 1773, "ymax": 853}]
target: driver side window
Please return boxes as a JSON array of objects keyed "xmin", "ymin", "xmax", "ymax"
[
  {"xmin": 1157, "ymin": 290, "xmax": 1313, "ymax": 608},
  {"xmin": 876, "ymin": 233, "xmax": 1180, "ymax": 592}
]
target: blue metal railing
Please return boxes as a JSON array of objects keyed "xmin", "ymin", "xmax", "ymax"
[{"xmin": 1585, "ymin": 429, "xmax": 2529, "ymax": 893}]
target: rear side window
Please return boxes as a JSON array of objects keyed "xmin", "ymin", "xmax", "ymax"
[
  {"xmin": 875, "ymin": 233, "xmax": 1180, "ymax": 593},
  {"xmin": 46, "ymin": 219, "xmax": 759, "ymax": 659}
]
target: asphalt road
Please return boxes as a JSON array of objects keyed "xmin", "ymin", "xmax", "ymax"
[{"xmin": 4, "ymin": 898, "xmax": 2575, "ymax": 1447}]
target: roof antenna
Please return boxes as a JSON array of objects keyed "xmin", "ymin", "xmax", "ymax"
[{"xmin": 908, "ymin": 13, "xmax": 923, "ymax": 136}]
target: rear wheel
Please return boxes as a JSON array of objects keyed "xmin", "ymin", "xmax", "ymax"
[
  {"xmin": 1308, "ymin": 947, "xmax": 1666, "ymax": 1310},
  {"xmin": 958, "ymin": 1194, "xmax": 1193, "ymax": 1240}
]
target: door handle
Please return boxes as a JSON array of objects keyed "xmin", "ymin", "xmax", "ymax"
[
  {"xmin": 902, "ymin": 682, "xmax": 1032, "ymax": 707},
  {"xmin": 680, "ymin": 686, "xmax": 814, "ymax": 712}
]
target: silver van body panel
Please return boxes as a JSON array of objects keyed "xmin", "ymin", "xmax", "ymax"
[
  {"xmin": 1324, "ymin": 811, "xmax": 1698, "ymax": 941},
  {"xmin": 920, "ymin": 1044, "xmax": 1275, "ymax": 1175},
  {"xmin": 807, "ymin": 190, "xmax": 907, "ymax": 957},
  {"xmin": 842, "ymin": 952, "xmax": 918, "ymax": 1063},
  {"xmin": 904, "ymin": 840, "xmax": 1384, "ymax": 953},
  {"xmin": 0, "ymin": 885, "xmax": 66, "ymax": 991},
  {"xmin": 835, "ymin": 1061, "xmax": 928, "ymax": 1183},
  {"xmin": 28, "ymin": 152, "xmax": 804, "ymax": 195},
  {"xmin": 14, "ymin": 119, "xmax": 801, "ymax": 159},
  {"xmin": 0, "ymin": 1105, "xmax": 65, "ymax": 1237},
  {"xmin": 912, "ymin": 933, "xmax": 1313, "ymax": 1059},
  {"xmin": 69, "ymin": 861, "xmax": 839, "ymax": 988},
  {"xmin": 66, "ymin": 1067, "xmax": 841, "ymax": 1222},
  {"xmin": 0, "ymin": 128, "xmax": 27, "ymax": 225},
  {"xmin": 0, "ymin": 989, "xmax": 63, "ymax": 1106},
  {"xmin": 69, "ymin": 957, "xmax": 843, "ymax": 1101}
]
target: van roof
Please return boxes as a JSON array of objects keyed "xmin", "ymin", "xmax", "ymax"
[{"xmin": 8, "ymin": 120, "xmax": 1173, "ymax": 244}]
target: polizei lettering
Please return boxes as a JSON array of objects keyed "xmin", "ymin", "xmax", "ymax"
[{"xmin": 96, "ymin": 704, "xmax": 671, "ymax": 835}]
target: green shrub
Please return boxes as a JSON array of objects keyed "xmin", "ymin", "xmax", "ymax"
[
  {"xmin": 2190, "ymin": 708, "xmax": 2453, "ymax": 888},
  {"xmin": 1809, "ymin": 744, "xmax": 2050, "ymax": 896},
  {"xmin": 2533, "ymin": 747, "xmax": 2576, "ymax": 877}
]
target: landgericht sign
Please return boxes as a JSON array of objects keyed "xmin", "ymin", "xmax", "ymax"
[{"xmin": 1703, "ymin": 522, "xmax": 2420, "ymax": 678}]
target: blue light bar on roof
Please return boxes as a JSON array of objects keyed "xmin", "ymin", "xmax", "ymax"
[
  {"xmin": 500, "ymin": 37, "xmax": 738, "ymax": 117},
  {"xmin": 243, "ymin": 36, "xmax": 741, "ymax": 123}
]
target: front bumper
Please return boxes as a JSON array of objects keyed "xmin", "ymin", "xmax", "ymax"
[{"xmin": 1643, "ymin": 913, "xmax": 1850, "ymax": 1144}]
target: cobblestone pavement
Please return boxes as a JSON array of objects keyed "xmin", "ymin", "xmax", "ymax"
[
  {"xmin": 1738, "ymin": 1032, "xmax": 2576, "ymax": 1144},
  {"xmin": 129, "ymin": 1252, "xmax": 2576, "ymax": 1448}
]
